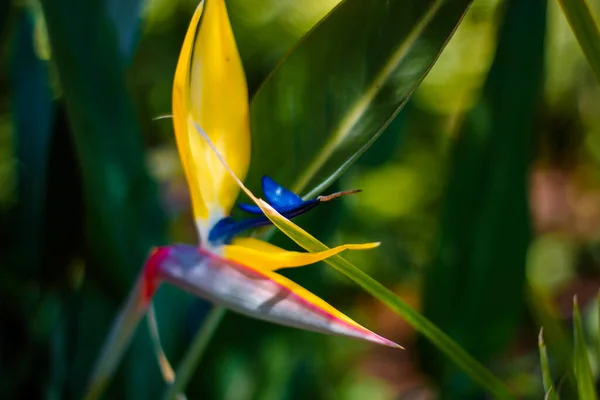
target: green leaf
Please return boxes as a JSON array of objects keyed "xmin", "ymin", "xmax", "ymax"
[
  {"xmin": 573, "ymin": 296, "xmax": 597, "ymax": 400},
  {"xmin": 40, "ymin": 0, "xmax": 165, "ymax": 298},
  {"xmin": 194, "ymin": 152, "xmax": 510, "ymax": 399},
  {"xmin": 40, "ymin": 0, "xmax": 171, "ymax": 397},
  {"xmin": 227, "ymin": 0, "xmax": 340, "ymax": 93},
  {"xmin": 420, "ymin": 0, "xmax": 546, "ymax": 395},
  {"xmin": 539, "ymin": 328, "xmax": 559, "ymax": 400},
  {"xmin": 251, "ymin": 198, "xmax": 514, "ymax": 400},
  {"xmin": 247, "ymin": 0, "xmax": 474, "ymax": 197},
  {"xmin": 194, "ymin": 123, "xmax": 514, "ymax": 400},
  {"xmin": 10, "ymin": 7, "xmax": 54, "ymax": 276},
  {"xmin": 557, "ymin": 0, "xmax": 600, "ymax": 85},
  {"xmin": 528, "ymin": 286, "xmax": 574, "ymax": 388},
  {"xmin": 105, "ymin": 0, "xmax": 144, "ymax": 64}
]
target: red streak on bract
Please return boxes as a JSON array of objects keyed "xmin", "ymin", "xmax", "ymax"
[{"xmin": 142, "ymin": 247, "xmax": 171, "ymax": 303}]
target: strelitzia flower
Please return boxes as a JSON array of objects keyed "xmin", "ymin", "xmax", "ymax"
[
  {"xmin": 145, "ymin": 0, "xmax": 401, "ymax": 348},
  {"xmin": 86, "ymin": 2, "xmax": 399, "ymax": 397}
]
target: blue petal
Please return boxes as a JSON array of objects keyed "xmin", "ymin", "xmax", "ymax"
[
  {"xmin": 209, "ymin": 175, "xmax": 359, "ymax": 246},
  {"xmin": 208, "ymin": 216, "xmax": 269, "ymax": 245},
  {"xmin": 262, "ymin": 176, "xmax": 304, "ymax": 209},
  {"xmin": 238, "ymin": 200, "xmax": 318, "ymax": 215},
  {"xmin": 210, "ymin": 200, "xmax": 319, "ymax": 245},
  {"xmin": 237, "ymin": 203, "xmax": 263, "ymax": 214},
  {"xmin": 239, "ymin": 176, "xmax": 313, "ymax": 215}
]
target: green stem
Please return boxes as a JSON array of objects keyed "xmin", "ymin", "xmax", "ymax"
[
  {"xmin": 84, "ymin": 277, "xmax": 149, "ymax": 400},
  {"xmin": 162, "ymin": 305, "xmax": 227, "ymax": 400},
  {"xmin": 557, "ymin": 0, "xmax": 600, "ymax": 85}
]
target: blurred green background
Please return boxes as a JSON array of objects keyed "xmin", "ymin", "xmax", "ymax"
[{"xmin": 2, "ymin": 0, "xmax": 600, "ymax": 398}]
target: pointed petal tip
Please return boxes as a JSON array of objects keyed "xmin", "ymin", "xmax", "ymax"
[
  {"xmin": 346, "ymin": 242, "xmax": 380, "ymax": 250},
  {"xmin": 363, "ymin": 331, "xmax": 404, "ymax": 349}
]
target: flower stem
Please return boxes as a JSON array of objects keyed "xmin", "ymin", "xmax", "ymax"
[
  {"xmin": 84, "ymin": 277, "xmax": 150, "ymax": 400},
  {"xmin": 162, "ymin": 305, "xmax": 227, "ymax": 400}
]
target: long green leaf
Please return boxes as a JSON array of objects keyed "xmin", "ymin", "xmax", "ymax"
[
  {"xmin": 40, "ymin": 0, "xmax": 171, "ymax": 397},
  {"xmin": 420, "ymin": 0, "xmax": 546, "ymax": 395},
  {"xmin": 539, "ymin": 329, "xmax": 559, "ymax": 400},
  {"xmin": 227, "ymin": 0, "xmax": 341, "ymax": 93},
  {"xmin": 253, "ymin": 200, "xmax": 513, "ymax": 399},
  {"xmin": 192, "ymin": 136, "xmax": 514, "ymax": 400},
  {"xmin": 573, "ymin": 296, "xmax": 597, "ymax": 400},
  {"xmin": 528, "ymin": 286, "xmax": 575, "ymax": 389},
  {"xmin": 557, "ymin": 0, "xmax": 600, "ymax": 85},
  {"xmin": 5, "ymin": 8, "xmax": 55, "ymax": 397},
  {"xmin": 105, "ymin": 0, "xmax": 144, "ymax": 64},
  {"xmin": 10, "ymin": 6, "xmax": 54, "ymax": 278},
  {"xmin": 41, "ymin": 0, "xmax": 166, "ymax": 290},
  {"xmin": 247, "ymin": 0, "xmax": 473, "ymax": 197}
]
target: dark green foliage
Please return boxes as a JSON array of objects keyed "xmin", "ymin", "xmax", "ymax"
[{"xmin": 421, "ymin": 0, "xmax": 546, "ymax": 397}]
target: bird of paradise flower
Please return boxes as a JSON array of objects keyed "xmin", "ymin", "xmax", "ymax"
[{"xmin": 86, "ymin": 1, "xmax": 400, "ymax": 398}]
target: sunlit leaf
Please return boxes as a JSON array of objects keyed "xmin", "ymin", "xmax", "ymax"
[
  {"xmin": 538, "ymin": 329, "xmax": 559, "ymax": 400},
  {"xmin": 557, "ymin": 0, "xmax": 600, "ymax": 85},
  {"xmin": 196, "ymin": 123, "xmax": 514, "ymax": 400},
  {"xmin": 247, "ymin": 0, "xmax": 474, "ymax": 197},
  {"xmin": 527, "ymin": 286, "xmax": 574, "ymax": 388},
  {"xmin": 573, "ymin": 296, "xmax": 597, "ymax": 400}
]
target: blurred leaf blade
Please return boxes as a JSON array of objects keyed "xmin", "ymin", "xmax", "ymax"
[
  {"xmin": 40, "ymin": 0, "xmax": 169, "ymax": 397},
  {"xmin": 248, "ymin": 0, "xmax": 474, "ymax": 197},
  {"xmin": 573, "ymin": 297, "xmax": 597, "ymax": 400},
  {"xmin": 528, "ymin": 286, "xmax": 574, "ymax": 388},
  {"xmin": 421, "ymin": 0, "xmax": 546, "ymax": 396},
  {"xmin": 10, "ymin": 6, "xmax": 54, "ymax": 275},
  {"xmin": 106, "ymin": 0, "xmax": 145, "ymax": 64},
  {"xmin": 40, "ymin": 0, "xmax": 165, "ymax": 293},
  {"xmin": 539, "ymin": 329, "xmax": 559, "ymax": 400},
  {"xmin": 557, "ymin": 0, "xmax": 600, "ymax": 85}
]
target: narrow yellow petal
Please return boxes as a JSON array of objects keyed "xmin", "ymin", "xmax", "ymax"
[
  {"xmin": 224, "ymin": 237, "xmax": 379, "ymax": 271},
  {"xmin": 172, "ymin": 0, "xmax": 250, "ymax": 236}
]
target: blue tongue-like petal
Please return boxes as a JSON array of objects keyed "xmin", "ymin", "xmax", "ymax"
[
  {"xmin": 210, "ymin": 176, "xmax": 359, "ymax": 245},
  {"xmin": 262, "ymin": 176, "xmax": 304, "ymax": 208},
  {"xmin": 239, "ymin": 176, "xmax": 308, "ymax": 214}
]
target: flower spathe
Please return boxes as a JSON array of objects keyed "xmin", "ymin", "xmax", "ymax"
[
  {"xmin": 172, "ymin": 0, "xmax": 250, "ymax": 239},
  {"xmin": 161, "ymin": 0, "xmax": 400, "ymax": 348}
]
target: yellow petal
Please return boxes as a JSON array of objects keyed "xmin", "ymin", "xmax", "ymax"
[
  {"xmin": 157, "ymin": 244, "xmax": 401, "ymax": 348},
  {"xmin": 223, "ymin": 237, "xmax": 379, "ymax": 271},
  {"xmin": 172, "ymin": 0, "xmax": 250, "ymax": 237}
]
